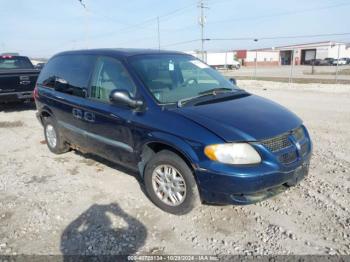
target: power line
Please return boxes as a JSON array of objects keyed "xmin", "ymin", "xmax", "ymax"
[
  {"xmin": 160, "ymin": 32, "xmax": 350, "ymax": 50},
  {"xmin": 207, "ymin": 32, "xmax": 350, "ymax": 41},
  {"xmin": 54, "ymin": 2, "xmax": 198, "ymax": 50},
  {"xmin": 206, "ymin": 0, "xmax": 233, "ymax": 5},
  {"xmin": 83, "ymin": 2, "xmax": 197, "ymax": 41},
  {"xmin": 208, "ymin": 1, "xmax": 350, "ymax": 25},
  {"xmin": 41, "ymin": 2, "xmax": 350, "ymax": 55},
  {"xmin": 161, "ymin": 39, "xmax": 201, "ymax": 48},
  {"xmin": 77, "ymin": 0, "xmax": 86, "ymax": 9}
]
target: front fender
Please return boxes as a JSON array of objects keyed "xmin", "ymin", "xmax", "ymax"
[
  {"xmin": 137, "ymin": 131, "xmax": 203, "ymax": 178},
  {"xmin": 147, "ymin": 131, "xmax": 201, "ymax": 164}
]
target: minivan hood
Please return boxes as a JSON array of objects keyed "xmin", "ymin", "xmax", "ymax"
[{"xmin": 173, "ymin": 94, "xmax": 302, "ymax": 141}]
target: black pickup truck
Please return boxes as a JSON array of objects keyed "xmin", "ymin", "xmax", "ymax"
[{"xmin": 0, "ymin": 55, "xmax": 40, "ymax": 103}]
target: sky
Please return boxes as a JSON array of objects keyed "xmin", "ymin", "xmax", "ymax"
[{"xmin": 1, "ymin": 0, "xmax": 349, "ymax": 58}]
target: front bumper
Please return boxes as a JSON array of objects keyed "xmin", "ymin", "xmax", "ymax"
[{"xmin": 195, "ymin": 154, "xmax": 311, "ymax": 205}]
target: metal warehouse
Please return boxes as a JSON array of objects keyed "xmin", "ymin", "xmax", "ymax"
[
  {"xmin": 194, "ymin": 41, "xmax": 350, "ymax": 67},
  {"xmin": 276, "ymin": 41, "xmax": 350, "ymax": 65}
]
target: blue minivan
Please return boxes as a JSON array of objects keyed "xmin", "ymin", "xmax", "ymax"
[{"xmin": 34, "ymin": 49, "xmax": 312, "ymax": 214}]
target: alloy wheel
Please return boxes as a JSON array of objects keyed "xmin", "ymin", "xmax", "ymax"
[
  {"xmin": 45, "ymin": 124, "xmax": 57, "ymax": 148},
  {"xmin": 151, "ymin": 164, "xmax": 187, "ymax": 206}
]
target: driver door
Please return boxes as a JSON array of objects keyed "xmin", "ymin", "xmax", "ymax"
[{"xmin": 81, "ymin": 56, "xmax": 138, "ymax": 167}]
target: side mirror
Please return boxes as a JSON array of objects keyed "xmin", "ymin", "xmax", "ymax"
[
  {"xmin": 229, "ymin": 78, "xmax": 237, "ymax": 85},
  {"xmin": 110, "ymin": 89, "xmax": 143, "ymax": 109}
]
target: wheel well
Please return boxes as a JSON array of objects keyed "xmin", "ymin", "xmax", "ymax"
[
  {"xmin": 38, "ymin": 111, "xmax": 52, "ymax": 124},
  {"xmin": 139, "ymin": 142, "xmax": 195, "ymax": 177},
  {"xmin": 41, "ymin": 110, "xmax": 51, "ymax": 119}
]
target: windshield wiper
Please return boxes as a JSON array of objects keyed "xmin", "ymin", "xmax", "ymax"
[
  {"xmin": 177, "ymin": 87, "xmax": 234, "ymax": 107},
  {"xmin": 198, "ymin": 87, "xmax": 233, "ymax": 95}
]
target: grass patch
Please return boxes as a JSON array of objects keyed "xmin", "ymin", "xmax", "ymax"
[{"xmin": 303, "ymin": 69, "xmax": 350, "ymax": 76}]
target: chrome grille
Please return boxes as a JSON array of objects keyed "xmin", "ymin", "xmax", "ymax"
[{"xmin": 260, "ymin": 134, "xmax": 292, "ymax": 152}]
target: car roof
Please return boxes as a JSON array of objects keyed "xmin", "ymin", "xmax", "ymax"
[{"xmin": 54, "ymin": 48, "xmax": 189, "ymax": 58}]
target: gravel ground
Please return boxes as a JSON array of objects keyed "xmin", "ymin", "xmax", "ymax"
[{"xmin": 0, "ymin": 80, "xmax": 349, "ymax": 256}]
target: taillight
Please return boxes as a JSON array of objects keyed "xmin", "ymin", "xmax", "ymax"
[{"xmin": 33, "ymin": 85, "xmax": 39, "ymax": 100}]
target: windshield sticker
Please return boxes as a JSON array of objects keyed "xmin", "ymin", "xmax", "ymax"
[
  {"xmin": 190, "ymin": 60, "xmax": 209, "ymax": 69},
  {"xmin": 169, "ymin": 60, "xmax": 175, "ymax": 71},
  {"xmin": 154, "ymin": 92, "xmax": 161, "ymax": 100}
]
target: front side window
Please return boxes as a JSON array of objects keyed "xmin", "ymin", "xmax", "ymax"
[
  {"xmin": 130, "ymin": 55, "xmax": 237, "ymax": 104},
  {"xmin": 90, "ymin": 57, "xmax": 136, "ymax": 102}
]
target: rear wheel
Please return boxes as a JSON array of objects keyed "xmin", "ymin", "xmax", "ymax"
[
  {"xmin": 43, "ymin": 117, "xmax": 69, "ymax": 154},
  {"xmin": 144, "ymin": 150, "xmax": 200, "ymax": 215}
]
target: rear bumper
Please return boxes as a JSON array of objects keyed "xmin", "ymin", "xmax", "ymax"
[
  {"xmin": 195, "ymin": 154, "xmax": 311, "ymax": 205},
  {"xmin": 0, "ymin": 91, "xmax": 33, "ymax": 102}
]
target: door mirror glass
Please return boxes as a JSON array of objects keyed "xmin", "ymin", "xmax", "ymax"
[
  {"xmin": 229, "ymin": 78, "xmax": 237, "ymax": 85},
  {"xmin": 110, "ymin": 89, "xmax": 143, "ymax": 109}
]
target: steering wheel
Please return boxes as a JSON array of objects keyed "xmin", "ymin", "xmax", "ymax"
[{"xmin": 183, "ymin": 77, "xmax": 198, "ymax": 87}]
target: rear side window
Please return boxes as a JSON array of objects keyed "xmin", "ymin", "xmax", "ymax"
[
  {"xmin": 0, "ymin": 56, "xmax": 34, "ymax": 69},
  {"xmin": 37, "ymin": 55, "xmax": 95, "ymax": 97}
]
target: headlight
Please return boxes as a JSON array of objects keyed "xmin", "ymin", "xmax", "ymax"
[{"xmin": 204, "ymin": 143, "xmax": 261, "ymax": 165}]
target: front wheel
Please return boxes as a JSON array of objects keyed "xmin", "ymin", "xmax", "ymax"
[{"xmin": 144, "ymin": 150, "xmax": 201, "ymax": 215}]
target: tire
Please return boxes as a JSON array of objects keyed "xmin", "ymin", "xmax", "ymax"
[
  {"xmin": 144, "ymin": 150, "xmax": 201, "ymax": 215},
  {"xmin": 43, "ymin": 117, "xmax": 70, "ymax": 154}
]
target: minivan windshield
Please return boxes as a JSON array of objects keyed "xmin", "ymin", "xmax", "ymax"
[{"xmin": 130, "ymin": 54, "xmax": 238, "ymax": 104}]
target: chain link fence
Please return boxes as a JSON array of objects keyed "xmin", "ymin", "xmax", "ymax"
[{"xmin": 191, "ymin": 42, "xmax": 350, "ymax": 84}]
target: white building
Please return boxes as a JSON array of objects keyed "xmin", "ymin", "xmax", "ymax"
[
  {"xmin": 187, "ymin": 41, "xmax": 350, "ymax": 67},
  {"xmin": 186, "ymin": 51, "xmax": 239, "ymax": 69},
  {"xmin": 236, "ymin": 50, "xmax": 280, "ymax": 66},
  {"xmin": 276, "ymin": 41, "xmax": 350, "ymax": 65}
]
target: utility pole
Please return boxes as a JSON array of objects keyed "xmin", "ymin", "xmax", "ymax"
[
  {"xmin": 78, "ymin": 0, "xmax": 89, "ymax": 49},
  {"xmin": 254, "ymin": 39, "xmax": 258, "ymax": 80},
  {"xmin": 157, "ymin": 16, "xmax": 161, "ymax": 50},
  {"xmin": 335, "ymin": 43, "xmax": 341, "ymax": 83},
  {"xmin": 289, "ymin": 49, "xmax": 295, "ymax": 85},
  {"xmin": 254, "ymin": 50, "xmax": 258, "ymax": 80},
  {"xmin": 198, "ymin": 0, "xmax": 208, "ymax": 62}
]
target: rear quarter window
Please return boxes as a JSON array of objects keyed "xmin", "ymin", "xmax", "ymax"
[{"xmin": 37, "ymin": 54, "xmax": 95, "ymax": 97}]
